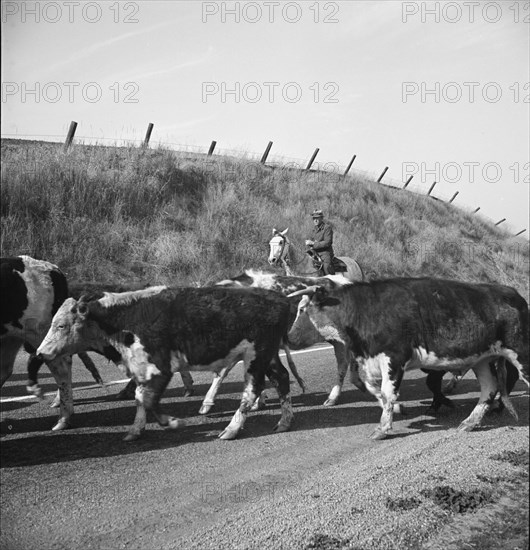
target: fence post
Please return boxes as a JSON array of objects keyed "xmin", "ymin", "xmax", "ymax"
[
  {"xmin": 449, "ymin": 191, "xmax": 459, "ymax": 203},
  {"xmin": 261, "ymin": 141, "xmax": 273, "ymax": 164},
  {"xmin": 343, "ymin": 154, "xmax": 356, "ymax": 176},
  {"xmin": 427, "ymin": 181, "xmax": 437, "ymax": 196},
  {"xmin": 64, "ymin": 121, "xmax": 77, "ymax": 151},
  {"xmin": 403, "ymin": 175, "xmax": 413, "ymax": 189},
  {"xmin": 142, "ymin": 123, "xmax": 154, "ymax": 148},
  {"xmin": 495, "ymin": 218, "xmax": 506, "ymax": 226},
  {"xmin": 306, "ymin": 148, "xmax": 319, "ymax": 170},
  {"xmin": 515, "ymin": 229, "xmax": 526, "ymax": 237},
  {"xmin": 207, "ymin": 141, "xmax": 217, "ymax": 156},
  {"xmin": 377, "ymin": 166, "xmax": 388, "ymax": 183},
  {"xmin": 473, "ymin": 207, "xmax": 480, "ymax": 214}
]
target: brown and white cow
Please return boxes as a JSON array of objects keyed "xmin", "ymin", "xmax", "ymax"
[
  {"xmin": 289, "ymin": 277, "xmax": 529, "ymax": 439},
  {"xmin": 37, "ymin": 286, "xmax": 294, "ymax": 441},
  {"xmin": 116, "ymin": 270, "xmax": 354, "ymax": 415}
]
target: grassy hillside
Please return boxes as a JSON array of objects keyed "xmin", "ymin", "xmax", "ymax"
[{"xmin": 1, "ymin": 139, "xmax": 528, "ymax": 297}]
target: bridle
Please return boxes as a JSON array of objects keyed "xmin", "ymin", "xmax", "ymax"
[
  {"xmin": 268, "ymin": 230, "xmax": 323, "ymax": 275},
  {"xmin": 268, "ymin": 231, "xmax": 290, "ymax": 268}
]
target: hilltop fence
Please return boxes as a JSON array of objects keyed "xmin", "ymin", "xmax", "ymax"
[{"xmin": 2, "ymin": 121, "xmax": 527, "ymax": 238}]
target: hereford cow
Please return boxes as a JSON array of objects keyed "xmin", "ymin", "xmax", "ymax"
[
  {"xmin": 37, "ymin": 286, "xmax": 294, "ymax": 441},
  {"xmin": 1, "ymin": 256, "xmax": 74, "ymax": 431},
  {"xmin": 116, "ymin": 270, "xmax": 348, "ymax": 415},
  {"xmin": 288, "ymin": 278, "xmax": 529, "ymax": 439}
]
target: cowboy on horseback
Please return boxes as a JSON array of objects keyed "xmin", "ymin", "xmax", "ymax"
[{"xmin": 305, "ymin": 209, "xmax": 336, "ymax": 275}]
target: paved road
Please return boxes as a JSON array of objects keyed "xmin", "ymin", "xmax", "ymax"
[{"xmin": 1, "ymin": 348, "xmax": 528, "ymax": 550}]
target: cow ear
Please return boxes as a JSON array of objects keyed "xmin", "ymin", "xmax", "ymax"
[{"xmin": 282, "ymin": 228, "xmax": 289, "ymax": 236}]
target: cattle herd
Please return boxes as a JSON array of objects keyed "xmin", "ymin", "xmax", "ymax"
[{"xmin": 1, "ymin": 255, "xmax": 529, "ymax": 443}]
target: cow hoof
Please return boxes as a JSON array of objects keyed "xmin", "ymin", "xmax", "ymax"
[
  {"xmin": 199, "ymin": 404, "xmax": 213, "ymax": 415},
  {"xmin": 183, "ymin": 389, "xmax": 195, "ymax": 398},
  {"xmin": 370, "ymin": 429, "xmax": 388, "ymax": 440},
  {"xmin": 273, "ymin": 421, "xmax": 291, "ymax": 433},
  {"xmin": 49, "ymin": 397, "xmax": 61, "ymax": 409},
  {"xmin": 218, "ymin": 428, "xmax": 239, "ymax": 440},
  {"xmin": 51, "ymin": 419, "xmax": 70, "ymax": 431},
  {"xmin": 457, "ymin": 421, "xmax": 475, "ymax": 432},
  {"xmin": 26, "ymin": 384, "xmax": 44, "ymax": 400},
  {"xmin": 323, "ymin": 398, "xmax": 338, "ymax": 407},
  {"xmin": 167, "ymin": 417, "xmax": 187, "ymax": 429},
  {"xmin": 123, "ymin": 432, "xmax": 141, "ymax": 442}
]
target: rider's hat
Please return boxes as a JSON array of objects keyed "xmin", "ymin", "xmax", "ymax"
[{"xmin": 311, "ymin": 209, "xmax": 324, "ymax": 219}]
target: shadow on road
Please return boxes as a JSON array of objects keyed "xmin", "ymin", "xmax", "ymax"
[{"xmin": 2, "ymin": 381, "xmax": 527, "ymax": 468}]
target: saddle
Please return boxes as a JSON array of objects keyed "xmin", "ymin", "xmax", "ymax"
[{"xmin": 306, "ymin": 250, "xmax": 347, "ymax": 273}]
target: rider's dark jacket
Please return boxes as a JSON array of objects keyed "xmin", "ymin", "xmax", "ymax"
[{"xmin": 310, "ymin": 221, "xmax": 334, "ymax": 257}]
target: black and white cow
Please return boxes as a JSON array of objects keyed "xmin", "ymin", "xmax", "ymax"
[
  {"xmin": 288, "ymin": 277, "xmax": 529, "ymax": 439},
  {"xmin": 37, "ymin": 286, "xmax": 294, "ymax": 441},
  {"xmin": 1, "ymin": 256, "xmax": 75, "ymax": 430},
  {"xmin": 1, "ymin": 258, "xmax": 111, "ymax": 409}
]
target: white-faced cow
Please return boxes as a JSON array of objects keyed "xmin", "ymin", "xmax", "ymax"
[
  {"xmin": 215, "ymin": 270, "xmax": 364, "ymax": 408},
  {"xmin": 1, "ymin": 256, "xmax": 76, "ymax": 431},
  {"xmin": 118, "ymin": 270, "xmax": 354, "ymax": 416},
  {"xmin": 37, "ymin": 286, "xmax": 294, "ymax": 441},
  {"xmin": 289, "ymin": 277, "xmax": 529, "ymax": 439}
]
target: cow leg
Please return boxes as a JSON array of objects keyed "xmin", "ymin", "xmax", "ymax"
[
  {"xmin": 180, "ymin": 370, "xmax": 194, "ymax": 397},
  {"xmin": 494, "ymin": 360, "xmax": 520, "ymax": 414},
  {"xmin": 124, "ymin": 384, "xmax": 148, "ymax": 441},
  {"xmin": 199, "ymin": 367, "xmax": 231, "ymax": 415},
  {"xmin": 1, "ymin": 337, "xmax": 21, "ymax": 386},
  {"xmin": 491, "ymin": 359, "xmax": 518, "ymax": 420},
  {"xmin": 47, "ymin": 355, "xmax": 73, "ymax": 431},
  {"xmin": 79, "ymin": 352, "xmax": 104, "ymax": 386},
  {"xmin": 144, "ymin": 371, "xmax": 186, "ymax": 430},
  {"xmin": 219, "ymin": 361, "xmax": 266, "ymax": 440},
  {"xmin": 359, "ymin": 354, "xmax": 402, "ymax": 440},
  {"xmin": 116, "ymin": 378, "xmax": 137, "ymax": 400},
  {"xmin": 424, "ymin": 370, "xmax": 454, "ymax": 412},
  {"xmin": 266, "ymin": 354, "xmax": 294, "ymax": 434},
  {"xmin": 50, "ymin": 353, "xmax": 104, "ymax": 408},
  {"xmin": 282, "ymin": 343, "xmax": 306, "ymax": 393},
  {"xmin": 26, "ymin": 353, "xmax": 45, "ymax": 399},
  {"xmin": 458, "ymin": 362, "xmax": 497, "ymax": 432},
  {"xmin": 325, "ymin": 342, "xmax": 350, "ymax": 406}
]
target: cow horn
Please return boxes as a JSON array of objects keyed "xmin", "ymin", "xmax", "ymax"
[{"xmin": 287, "ymin": 285, "xmax": 319, "ymax": 298}]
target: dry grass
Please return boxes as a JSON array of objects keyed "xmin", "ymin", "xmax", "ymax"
[{"xmin": 1, "ymin": 139, "xmax": 528, "ymax": 296}]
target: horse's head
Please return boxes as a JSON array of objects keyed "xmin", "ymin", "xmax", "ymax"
[{"xmin": 268, "ymin": 228, "xmax": 290, "ymax": 266}]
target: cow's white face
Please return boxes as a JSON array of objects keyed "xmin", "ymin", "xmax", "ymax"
[
  {"xmin": 268, "ymin": 229, "xmax": 289, "ymax": 266},
  {"xmin": 37, "ymin": 298, "xmax": 94, "ymax": 360},
  {"xmin": 288, "ymin": 295, "xmax": 316, "ymax": 344},
  {"xmin": 288, "ymin": 288, "xmax": 344, "ymax": 347}
]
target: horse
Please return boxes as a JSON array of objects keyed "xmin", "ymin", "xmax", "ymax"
[{"xmin": 268, "ymin": 228, "xmax": 365, "ymax": 282}]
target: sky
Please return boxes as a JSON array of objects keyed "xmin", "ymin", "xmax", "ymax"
[{"xmin": 2, "ymin": 0, "xmax": 529, "ymax": 235}]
